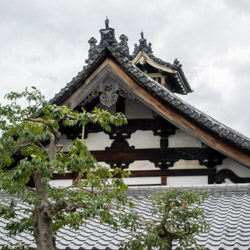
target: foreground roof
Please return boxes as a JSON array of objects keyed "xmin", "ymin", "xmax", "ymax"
[{"xmin": 0, "ymin": 184, "xmax": 250, "ymax": 250}]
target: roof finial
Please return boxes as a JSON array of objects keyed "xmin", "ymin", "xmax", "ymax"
[
  {"xmin": 140, "ymin": 30, "xmax": 144, "ymax": 39},
  {"xmin": 133, "ymin": 30, "xmax": 153, "ymax": 55},
  {"xmin": 105, "ymin": 17, "xmax": 109, "ymax": 29}
]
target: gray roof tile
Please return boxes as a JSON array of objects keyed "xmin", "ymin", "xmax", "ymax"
[{"xmin": 1, "ymin": 184, "xmax": 250, "ymax": 249}]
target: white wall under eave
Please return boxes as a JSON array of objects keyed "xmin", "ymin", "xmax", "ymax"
[
  {"xmin": 123, "ymin": 177, "xmax": 161, "ymax": 185},
  {"xmin": 216, "ymin": 158, "xmax": 250, "ymax": 177},
  {"xmin": 98, "ymin": 161, "xmax": 111, "ymax": 168},
  {"xmin": 168, "ymin": 129, "xmax": 202, "ymax": 148},
  {"xmin": 167, "ymin": 176, "xmax": 208, "ymax": 186},
  {"xmin": 170, "ymin": 160, "xmax": 207, "ymax": 170},
  {"xmin": 127, "ymin": 130, "xmax": 160, "ymax": 149},
  {"xmin": 57, "ymin": 134, "xmax": 73, "ymax": 151},
  {"xmin": 58, "ymin": 132, "xmax": 113, "ymax": 151},
  {"xmin": 125, "ymin": 100, "xmax": 153, "ymax": 119},
  {"xmin": 84, "ymin": 132, "xmax": 111, "ymax": 150},
  {"xmin": 50, "ymin": 179, "xmax": 73, "ymax": 187},
  {"xmin": 128, "ymin": 161, "xmax": 156, "ymax": 171}
]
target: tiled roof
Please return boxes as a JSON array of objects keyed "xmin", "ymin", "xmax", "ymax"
[{"xmin": 1, "ymin": 184, "xmax": 250, "ymax": 250}]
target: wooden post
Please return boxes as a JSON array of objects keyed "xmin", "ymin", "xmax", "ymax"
[
  {"xmin": 161, "ymin": 176, "xmax": 167, "ymax": 185},
  {"xmin": 82, "ymin": 125, "xmax": 85, "ymax": 141},
  {"xmin": 72, "ymin": 124, "xmax": 85, "ymax": 185}
]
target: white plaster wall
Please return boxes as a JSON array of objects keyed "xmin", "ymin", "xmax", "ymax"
[
  {"xmin": 168, "ymin": 129, "xmax": 202, "ymax": 148},
  {"xmin": 128, "ymin": 161, "xmax": 156, "ymax": 171},
  {"xmin": 127, "ymin": 130, "xmax": 160, "ymax": 149},
  {"xmin": 170, "ymin": 160, "xmax": 207, "ymax": 169},
  {"xmin": 167, "ymin": 176, "xmax": 208, "ymax": 186},
  {"xmin": 49, "ymin": 176, "xmax": 208, "ymax": 187},
  {"xmin": 57, "ymin": 133, "xmax": 112, "ymax": 151},
  {"xmin": 98, "ymin": 161, "xmax": 111, "ymax": 168},
  {"xmin": 216, "ymin": 158, "xmax": 250, "ymax": 177},
  {"xmin": 84, "ymin": 132, "xmax": 111, "ymax": 150},
  {"xmin": 123, "ymin": 177, "xmax": 161, "ymax": 185},
  {"xmin": 125, "ymin": 100, "xmax": 153, "ymax": 119},
  {"xmin": 50, "ymin": 179, "xmax": 73, "ymax": 187},
  {"xmin": 57, "ymin": 134, "xmax": 73, "ymax": 151}
]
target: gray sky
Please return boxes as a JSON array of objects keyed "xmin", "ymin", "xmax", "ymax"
[{"xmin": 0, "ymin": 0, "xmax": 250, "ymax": 137}]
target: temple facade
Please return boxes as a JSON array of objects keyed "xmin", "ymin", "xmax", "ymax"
[
  {"xmin": 50, "ymin": 18, "xmax": 250, "ymax": 187},
  {"xmin": 1, "ymin": 19, "xmax": 250, "ymax": 250}
]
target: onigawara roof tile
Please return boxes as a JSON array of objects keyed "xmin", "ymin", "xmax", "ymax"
[{"xmin": 0, "ymin": 184, "xmax": 250, "ymax": 250}]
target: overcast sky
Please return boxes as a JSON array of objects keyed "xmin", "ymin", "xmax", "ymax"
[{"xmin": 0, "ymin": 0, "xmax": 250, "ymax": 137}]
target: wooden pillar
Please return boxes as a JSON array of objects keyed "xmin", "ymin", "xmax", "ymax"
[{"xmin": 161, "ymin": 176, "xmax": 167, "ymax": 185}]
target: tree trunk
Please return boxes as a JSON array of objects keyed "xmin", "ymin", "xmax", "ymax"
[
  {"xmin": 33, "ymin": 170, "xmax": 56, "ymax": 250},
  {"xmin": 33, "ymin": 207, "xmax": 56, "ymax": 250}
]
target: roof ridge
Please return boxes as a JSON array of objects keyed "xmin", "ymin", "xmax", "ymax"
[
  {"xmin": 127, "ymin": 183, "xmax": 250, "ymax": 190},
  {"xmin": 124, "ymin": 183, "xmax": 250, "ymax": 198}
]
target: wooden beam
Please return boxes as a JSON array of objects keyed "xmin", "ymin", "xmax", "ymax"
[
  {"xmin": 52, "ymin": 168, "xmax": 216, "ymax": 180},
  {"xmin": 89, "ymin": 148, "xmax": 223, "ymax": 163}
]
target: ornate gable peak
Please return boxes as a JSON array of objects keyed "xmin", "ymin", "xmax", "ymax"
[
  {"xmin": 81, "ymin": 74, "xmax": 138, "ymax": 108},
  {"xmin": 85, "ymin": 18, "xmax": 130, "ymax": 64},
  {"xmin": 63, "ymin": 62, "xmax": 139, "ymax": 109}
]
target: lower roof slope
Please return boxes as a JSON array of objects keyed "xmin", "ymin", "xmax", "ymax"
[{"xmin": 1, "ymin": 184, "xmax": 250, "ymax": 250}]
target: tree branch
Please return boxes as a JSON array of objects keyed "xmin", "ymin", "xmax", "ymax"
[
  {"xmin": 25, "ymin": 118, "xmax": 61, "ymax": 142},
  {"xmin": 36, "ymin": 141, "xmax": 49, "ymax": 156},
  {"xmin": 51, "ymin": 201, "xmax": 90, "ymax": 215},
  {"xmin": 59, "ymin": 114, "xmax": 76, "ymax": 121},
  {"xmin": 13, "ymin": 142, "xmax": 32, "ymax": 154}
]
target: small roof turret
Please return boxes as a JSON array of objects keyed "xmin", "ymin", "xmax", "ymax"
[{"xmin": 132, "ymin": 31, "xmax": 192, "ymax": 94}]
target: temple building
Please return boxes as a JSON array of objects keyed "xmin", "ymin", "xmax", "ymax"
[
  {"xmin": 1, "ymin": 19, "xmax": 250, "ymax": 249},
  {"xmin": 49, "ymin": 18, "xmax": 250, "ymax": 187}
]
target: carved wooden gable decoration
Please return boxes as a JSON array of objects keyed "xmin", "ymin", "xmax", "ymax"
[{"xmin": 51, "ymin": 19, "xmax": 250, "ymax": 185}]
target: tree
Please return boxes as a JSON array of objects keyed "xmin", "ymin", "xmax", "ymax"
[
  {"xmin": 124, "ymin": 188, "xmax": 209, "ymax": 250},
  {"xmin": 0, "ymin": 87, "xmax": 137, "ymax": 250}
]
